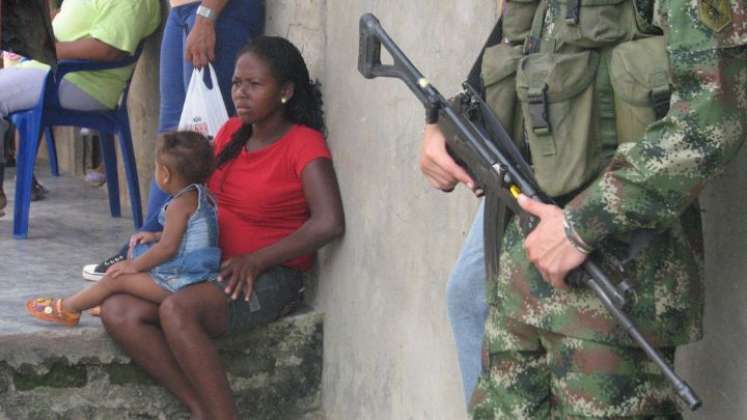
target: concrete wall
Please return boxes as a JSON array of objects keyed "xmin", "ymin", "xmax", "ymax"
[
  {"xmin": 310, "ymin": 2, "xmax": 498, "ymax": 419},
  {"xmin": 677, "ymin": 146, "xmax": 747, "ymax": 420}
]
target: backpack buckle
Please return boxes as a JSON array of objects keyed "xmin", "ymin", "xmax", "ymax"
[
  {"xmin": 566, "ymin": 0, "xmax": 581, "ymax": 24},
  {"xmin": 527, "ymin": 86, "xmax": 551, "ymax": 135},
  {"xmin": 649, "ymin": 85, "xmax": 671, "ymax": 120},
  {"xmin": 523, "ymin": 36, "xmax": 542, "ymax": 55}
]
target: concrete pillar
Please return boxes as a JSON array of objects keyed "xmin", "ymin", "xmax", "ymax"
[{"xmin": 119, "ymin": 28, "xmax": 162, "ymax": 217}]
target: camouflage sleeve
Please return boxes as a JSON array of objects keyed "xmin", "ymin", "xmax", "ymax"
[{"xmin": 562, "ymin": 0, "xmax": 747, "ymax": 247}]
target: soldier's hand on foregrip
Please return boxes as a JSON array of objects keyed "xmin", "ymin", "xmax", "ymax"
[
  {"xmin": 420, "ymin": 124, "xmax": 478, "ymax": 193},
  {"xmin": 517, "ymin": 194, "xmax": 588, "ymax": 288},
  {"xmin": 519, "ymin": 210, "xmax": 585, "ymax": 288}
]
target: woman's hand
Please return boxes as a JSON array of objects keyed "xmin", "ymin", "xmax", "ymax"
[
  {"xmin": 129, "ymin": 231, "xmax": 159, "ymax": 247},
  {"xmin": 218, "ymin": 254, "xmax": 266, "ymax": 301},
  {"xmin": 128, "ymin": 231, "xmax": 160, "ymax": 258},
  {"xmin": 185, "ymin": 16, "xmax": 216, "ymax": 68},
  {"xmin": 517, "ymin": 194, "xmax": 588, "ymax": 288},
  {"xmin": 107, "ymin": 260, "xmax": 138, "ymax": 279}
]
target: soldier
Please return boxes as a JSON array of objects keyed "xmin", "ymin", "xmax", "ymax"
[{"xmin": 420, "ymin": 0, "xmax": 747, "ymax": 417}]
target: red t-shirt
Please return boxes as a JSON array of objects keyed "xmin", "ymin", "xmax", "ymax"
[{"xmin": 208, "ymin": 117, "xmax": 332, "ymax": 271}]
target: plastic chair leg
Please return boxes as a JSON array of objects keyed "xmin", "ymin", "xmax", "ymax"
[
  {"xmin": 44, "ymin": 127, "xmax": 59, "ymax": 176},
  {"xmin": 12, "ymin": 114, "xmax": 43, "ymax": 239},
  {"xmin": 99, "ymin": 133, "xmax": 121, "ymax": 218},
  {"xmin": 118, "ymin": 124, "xmax": 142, "ymax": 229}
]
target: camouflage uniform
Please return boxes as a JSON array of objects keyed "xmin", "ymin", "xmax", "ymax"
[{"xmin": 470, "ymin": 0, "xmax": 747, "ymax": 417}]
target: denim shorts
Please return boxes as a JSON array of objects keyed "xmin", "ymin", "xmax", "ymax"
[
  {"xmin": 210, "ymin": 265, "xmax": 304, "ymax": 333},
  {"xmin": 133, "ymin": 242, "xmax": 220, "ymax": 293}
]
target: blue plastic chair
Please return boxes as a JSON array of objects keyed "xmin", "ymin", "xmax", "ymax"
[{"xmin": 9, "ymin": 45, "xmax": 145, "ymax": 238}]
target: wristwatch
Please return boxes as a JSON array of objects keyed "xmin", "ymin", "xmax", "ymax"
[{"xmin": 196, "ymin": 5, "xmax": 217, "ymax": 21}]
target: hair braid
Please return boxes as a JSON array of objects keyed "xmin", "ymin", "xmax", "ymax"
[{"xmin": 216, "ymin": 123, "xmax": 252, "ymax": 168}]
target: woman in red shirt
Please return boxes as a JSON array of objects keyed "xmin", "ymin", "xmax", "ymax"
[{"xmin": 99, "ymin": 36, "xmax": 344, "ymax": 420}]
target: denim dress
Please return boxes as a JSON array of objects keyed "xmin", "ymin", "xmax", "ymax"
[{"xmin": 133, "ymin": 184, "xmax": 221, "ymax": 292}]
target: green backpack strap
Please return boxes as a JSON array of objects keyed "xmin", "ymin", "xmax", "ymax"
[
  {"xmin": 595, "ymin": 48, "xmax": 618, "ymax": 155},
  {"xmin": 523, "ymin": 0, "xmax": 549, "ymax": 54}
]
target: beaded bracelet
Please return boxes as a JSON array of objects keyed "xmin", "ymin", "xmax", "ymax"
[{"xmin": 563, "ymin": 219, "xmax": 593, "ymax": 255}]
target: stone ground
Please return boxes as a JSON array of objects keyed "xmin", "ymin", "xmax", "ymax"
[{"xmin": 0, "ymin": 165, "xmax": 133, "ymax": 335}]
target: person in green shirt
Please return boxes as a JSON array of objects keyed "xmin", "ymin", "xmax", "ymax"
[{"xmin": 0, "ymin": 0, "xmax": 161, "ymax": 212}]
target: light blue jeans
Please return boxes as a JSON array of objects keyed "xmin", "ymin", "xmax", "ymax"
[
  {"xmin": 158, "ymin": 0, "xmax": 263, "ymax": 133},
  {"xmin": 447, "ymin": 200, "xmax": 488, "ymax": 403}
]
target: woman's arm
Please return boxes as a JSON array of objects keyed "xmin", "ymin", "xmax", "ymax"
[
  {"xmin": 55, "ymin": 38, "xmax": 127, "ymax": 61},
  {"xmin": 253, "ymin": 159, "xmax": 346, "ymax": 266},
  {"xmin": 220, "ymin": 159, "xmax": 345, "ymax": 301}
]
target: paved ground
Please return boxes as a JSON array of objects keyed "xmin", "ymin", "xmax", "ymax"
[{"xmin": 0, "ymin": 166, "xmax": 136, "ymax": 336}]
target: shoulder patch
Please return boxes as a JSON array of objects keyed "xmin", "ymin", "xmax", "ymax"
[{"xmin": 698, "ymin": 0, "xmax": 733, "ymax": 32}]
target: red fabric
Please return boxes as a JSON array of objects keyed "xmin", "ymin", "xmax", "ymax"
[{"xmin": 208, "ymin": 117, "xmax": 332, "ymax": 271}]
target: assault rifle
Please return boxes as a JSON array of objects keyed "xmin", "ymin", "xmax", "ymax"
[{"xmin": 357, "ymin": 13, "xmax": 701, "ymax": 411}]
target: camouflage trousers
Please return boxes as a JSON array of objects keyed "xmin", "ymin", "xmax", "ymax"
[{"xmin": 469, "ymin": 309, "xmax": 683, "ymax": 419}]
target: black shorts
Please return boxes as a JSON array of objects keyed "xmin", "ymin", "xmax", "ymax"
[{"xmin": 210, "ymin": 265, "xmax": 304, "ymax": 333}]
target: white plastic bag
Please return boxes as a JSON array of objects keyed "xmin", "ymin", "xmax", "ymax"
[{"xmin": 178, "ymin": 64, "xmax": 229, "ymax": 138}]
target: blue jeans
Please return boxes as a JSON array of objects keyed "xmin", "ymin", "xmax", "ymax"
[
  {"xmin": 158, "ymin": 0, "xmax": 263, "ymax": 132},
  {"xmin": 447, "ymin": 200, "xmax": 488, "ymax": 403},
  {"xmin": 143, "ymin": 0, "xmax": 263, "ymax": 232}
]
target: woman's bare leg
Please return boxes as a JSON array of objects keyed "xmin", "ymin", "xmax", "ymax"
[
  {"xmin": 159, "ymin": 282, "xmax": 237, "ymax": 420},
  {"xmin": 100, "ymin": 294, "xmax": 208, "ymax": 419},
  {"xmin": 64, "ymin": 273, "xmax": 170, "ymax": 313}
]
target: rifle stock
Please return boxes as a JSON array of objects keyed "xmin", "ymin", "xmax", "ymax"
[{"xmin": 357, "ymin": 12, "xmax": 702, "ymax": 411}]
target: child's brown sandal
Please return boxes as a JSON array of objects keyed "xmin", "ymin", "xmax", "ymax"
[{"xmin": 26, "ymin": 297, "xmax": 80, "ymax": 327}]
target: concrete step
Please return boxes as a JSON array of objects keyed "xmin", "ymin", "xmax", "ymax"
[
  {"xmin": 0, "ymin": 168, "xmax": 324, "ymax": 419},
  {"xmin": 0, "ymin": 307, "xmax": 323, "ymax": 420}
]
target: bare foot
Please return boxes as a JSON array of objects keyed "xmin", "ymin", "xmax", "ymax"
[{"xmin": 88, "ymin": 306, "xmax": 102, "ymax": 317}]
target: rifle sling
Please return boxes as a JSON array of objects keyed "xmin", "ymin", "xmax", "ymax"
[{"xmin": 466, "ymin": 17, "xmax": 504, "ymax": 95}]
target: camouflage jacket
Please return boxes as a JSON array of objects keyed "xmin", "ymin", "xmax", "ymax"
[{"xmin": 491, "ymin": 0, "xmax": 747, "ymax": 346}]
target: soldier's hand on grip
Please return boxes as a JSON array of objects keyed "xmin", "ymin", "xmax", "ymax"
[
  {"xmin": 420, "ymin": 124, "xmax": 477, "ymax": 193},
  {"xmin": 518, "ymin": 194, "xmax": 587, "ymax": 288}
]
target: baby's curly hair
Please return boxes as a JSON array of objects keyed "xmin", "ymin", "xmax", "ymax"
[{"xmin": 156, "ymin": 131, "xmax": 215, "ymax": 184}]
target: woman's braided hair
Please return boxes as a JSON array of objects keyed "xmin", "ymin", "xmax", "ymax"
[{"xmin": 216, "ymin": 36, "xmax": 325, "ymax": 168}]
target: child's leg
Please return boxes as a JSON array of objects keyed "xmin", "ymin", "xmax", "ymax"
[{"xmin": 63, "ymin": 273, "xmax": 170, "ymax": 313}]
